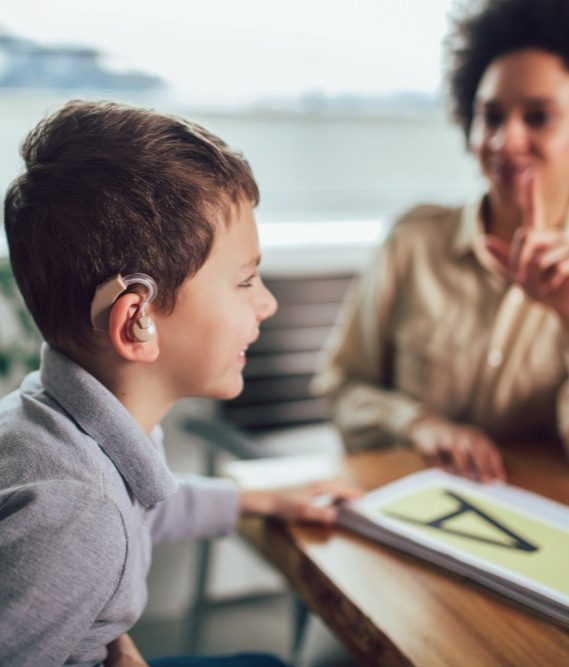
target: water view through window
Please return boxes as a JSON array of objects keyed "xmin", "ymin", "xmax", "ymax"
[{"xmin": 0, "ymin": 0, "xmax": 484, "ymax": 256}]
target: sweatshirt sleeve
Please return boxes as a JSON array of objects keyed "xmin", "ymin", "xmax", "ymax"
[
  {"xmin": 146, "ymin": 473, "xmax": 240, "ymax": 544},
  {"xmin": 313, "ymin": 225, "xmax": 424, "ymax": 452},
  {"xmin": 0, "ymin": 480, "xmax": 126, "ymax": 667}
]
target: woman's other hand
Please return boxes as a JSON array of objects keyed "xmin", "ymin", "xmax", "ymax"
[{"xmin": 408, "ymin": 414, "xmax": 506, "ymax": 483}]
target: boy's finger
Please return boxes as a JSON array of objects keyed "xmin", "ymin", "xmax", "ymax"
[
  {"xmin": 300, "ymin": 504, "xmax": 337, "ymax": 524},
  {"xmin": 309, "ymin": 480, "xmax": 364, "ymax": 500},
  {"xmin": 310, "ymin": 493, "xmax": 336, "ymax": 508}
]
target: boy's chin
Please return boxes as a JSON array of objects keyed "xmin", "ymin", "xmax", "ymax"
[{"xmin": 210, "ymin": 379, "xmax": 244, "ymax": 401}]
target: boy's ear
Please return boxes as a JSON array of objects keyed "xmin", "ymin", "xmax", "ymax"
[{"xmin": 107, "ymin": 293, "xmax": 159, "ymax": 363}]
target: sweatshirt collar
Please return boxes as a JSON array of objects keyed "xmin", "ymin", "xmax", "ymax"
[{"xmin": 40, "ymin": 344, "xmax": 177, "ymax": 507}]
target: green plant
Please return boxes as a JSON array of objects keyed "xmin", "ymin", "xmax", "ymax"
[{"xmin": 0, "ymin": 256, "xmax": 42, "ymax": 391}]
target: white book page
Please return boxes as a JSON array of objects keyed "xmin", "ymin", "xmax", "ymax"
[
  {"xmin": 223, "ymin": 454, "xmax": 342, "ymax": 490},
  {"xmin": 341, "ymin": 469, "xmax": 569, "ymax": 607}
]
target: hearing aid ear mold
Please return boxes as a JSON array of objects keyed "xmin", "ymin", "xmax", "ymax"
[{"xmin": 90, "ymin": 273, "xmax": 158, "ymax": 341}]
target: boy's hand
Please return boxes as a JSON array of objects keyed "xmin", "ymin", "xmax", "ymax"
[
  {"xmin": 239, "ymin": 481, "xmax": 363, "ymax": 525},
  {"xmin": 484, "ymin": 172, "xmax": 569, "ymax": 327},
  {"xmin": 408, "ymin": 414, "xmax": 506, "ymax": 483},
  {"xmin": 104, "ymin": 634, "xmax": 149, "ymax": 667}
]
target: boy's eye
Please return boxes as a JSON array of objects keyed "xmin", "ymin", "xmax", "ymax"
[{"xmin": 239, "ymin": 273, "xmax": 257, "ymax": 288}]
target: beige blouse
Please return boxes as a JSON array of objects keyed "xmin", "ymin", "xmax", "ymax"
[{"xmin": 313, "ymin": 201, "xmax": 569, "ymax": 455}]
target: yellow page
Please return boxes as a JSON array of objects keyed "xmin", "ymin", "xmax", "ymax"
[{"xmin": 369, "ymin": 485, "xmax": 569, "ymax": 596}]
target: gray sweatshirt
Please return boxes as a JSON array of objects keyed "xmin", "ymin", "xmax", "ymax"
[{"xmin": 0, "ymin": 345, "xmax": 239, "ymax": 666}]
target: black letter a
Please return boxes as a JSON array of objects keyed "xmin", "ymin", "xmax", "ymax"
[{"xmin": 385, "ymin": 490, "xmax": 538, "ymax": 552}]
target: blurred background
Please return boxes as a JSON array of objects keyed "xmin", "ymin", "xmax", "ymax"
[
  {"xmin": 0, "ymin": 0, "xmax": 484, "ymax": 257},
  {"xmin": 0, "ymin": 1, "xmax": 484, "ymax": 663}
]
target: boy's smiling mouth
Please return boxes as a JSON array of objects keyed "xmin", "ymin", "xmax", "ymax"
[{"xmin": 239, "ymin": 333, "xmax": 259, "ymax": 364}]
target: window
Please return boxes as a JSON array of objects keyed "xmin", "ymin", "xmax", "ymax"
[{"xmin": 0, "ymin": 0, "xmax": 482, "ymax": 258}]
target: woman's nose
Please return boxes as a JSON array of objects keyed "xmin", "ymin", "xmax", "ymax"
[{"xmin": 489, "ymin": 116, "xmax": 528, "ymax": 155}]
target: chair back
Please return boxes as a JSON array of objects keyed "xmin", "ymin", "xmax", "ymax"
[{"xmin": 223, "ymin": 272, "xmax": 355, "ymax": 432}]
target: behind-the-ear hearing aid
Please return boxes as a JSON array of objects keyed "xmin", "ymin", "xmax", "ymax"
[{"xmin": 90, "ymin": 272, "xmax": 158, "ymax": 342}]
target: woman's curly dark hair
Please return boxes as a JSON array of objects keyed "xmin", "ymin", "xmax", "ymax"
[{"xmin": 445, "ymin": 0, "xmax": 569, "ymax": 139}]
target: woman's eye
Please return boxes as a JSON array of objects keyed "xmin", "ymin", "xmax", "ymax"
[{"xmin": 483, "ymin": 109, "xmax": 503, "ymax": 128}]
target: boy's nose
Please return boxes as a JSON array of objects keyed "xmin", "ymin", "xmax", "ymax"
[{"xmin": 258, "ymin": 285, "xmax": 278, "ymax": 322}]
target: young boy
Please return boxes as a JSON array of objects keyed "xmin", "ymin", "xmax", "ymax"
[{"xmin": 0, "ymin": 101, "xmax": 358, "ymax": 667}]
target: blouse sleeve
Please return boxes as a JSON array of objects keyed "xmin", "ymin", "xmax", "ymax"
[
  {"xmin": 313, "ymin": 225, "xmax": 425, "ymax": 452},
  {"xmin": 555, "ymin": 335, "xmax": 569, "ymax": 458}
]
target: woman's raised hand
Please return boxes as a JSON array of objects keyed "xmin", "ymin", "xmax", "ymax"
[{"xmin": 484, "ymin": 173, "xmax": 569, "ymax": 325}]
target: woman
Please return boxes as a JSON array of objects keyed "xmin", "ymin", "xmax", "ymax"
[{"xmin": 315, "ymin": 0, "xmax": 569, "ymax": 482}]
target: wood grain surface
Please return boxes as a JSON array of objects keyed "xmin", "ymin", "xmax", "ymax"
[{"xmin": 239, "ymin": 441, "xmax": 569, "ymax": 666}]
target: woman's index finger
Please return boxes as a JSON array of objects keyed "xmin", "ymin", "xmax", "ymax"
[{"xmin": 524, "ymin": 171, "xmax": 546, "ymax": 230}]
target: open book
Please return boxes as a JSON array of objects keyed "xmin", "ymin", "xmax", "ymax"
[
  {"xmin": 338, "ymin": 469, "xmax": 569, "ymax": 628},
  {"xmin": 225, "ymin": 457, "xmax": 569, "ymax": 628}
]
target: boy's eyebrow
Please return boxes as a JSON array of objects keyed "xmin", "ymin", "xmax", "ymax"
[{"xmin": 241, "ymin": 255, "xmax": 261, "ymax": 269}]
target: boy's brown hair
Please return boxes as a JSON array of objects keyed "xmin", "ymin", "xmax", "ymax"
[{"xmin": 4, "ymin": 100, "xmax": 259, "ymax": 352}]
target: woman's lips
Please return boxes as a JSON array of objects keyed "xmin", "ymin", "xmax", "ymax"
[{"xmin": 488, "ymin": 161, "xmax": 532, "ymax": 184}]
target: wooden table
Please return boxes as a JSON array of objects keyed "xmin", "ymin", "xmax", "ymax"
[{"xmin": 239, "ymin": 440, "xmax": 569, "ymax": 666}]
